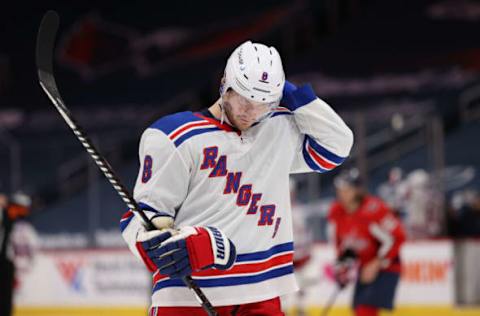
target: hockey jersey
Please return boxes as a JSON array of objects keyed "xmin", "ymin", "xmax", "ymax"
[
  {"xmin": 121, "ymin": 85, "xmax": 353, "ymax": 306},
  {"xmin": 328, "ymin": 195, "xmax": 406, "ymax": 273}
]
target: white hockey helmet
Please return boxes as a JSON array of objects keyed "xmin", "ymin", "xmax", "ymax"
[{"xmin": 221, "ymin": 41, "xmax": 285, "ymax": 105}]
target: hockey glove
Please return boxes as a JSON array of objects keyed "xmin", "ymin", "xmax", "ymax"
[
  {"xmin": 333, "ymin": 249, "xmax": 358, "ymax": 288},
  {"xmin": 281, "ymin": 80, "xmax": 316, "ymax": 111},
  {"xmin": 135, "ymin": 215, "xmax": 175, "ymax": 272},
  {"xmin": 137, "ymin": 226, "xmax": 236, "ymax": 278}
]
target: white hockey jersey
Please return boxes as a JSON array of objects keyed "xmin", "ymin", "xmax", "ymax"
[{"xmin": 121, "ymin": 84, "xmax": 353, "ymax": 307}]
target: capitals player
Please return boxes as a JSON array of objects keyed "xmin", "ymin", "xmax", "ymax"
[
  {"xmin": 120, "ymin": 41, "xmax": 353, "ymax": 315},
  {"xmin": 328, "ymin": 169, "xmax": 406, "ymax": 316}
]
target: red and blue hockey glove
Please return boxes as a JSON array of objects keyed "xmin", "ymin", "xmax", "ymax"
[
  {"xmin": 136, "ymin": 226, "xmax": 236, "ymax": 278},
  {"xmin": 134, "ymin": 215, "xmax": 175, "ymax": 272}
]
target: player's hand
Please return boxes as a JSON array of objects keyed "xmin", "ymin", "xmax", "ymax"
[
  {"xmin": 283, "ymin": 80, "xmax": 297, "ymax": 95},
  {"xmin": 134, "ymin": 215, "xmax": 174, "ymax": 272},
  {"xmin": 360, "ymin": 257, "xmax": 381, "ymax": 284},
  {"xmin": 281, "ymin": 80, "xmax": 316, "ymax": 111},
  {"xmin": 333, "ymin": 260, "xmax": 355, "ymax": 288},
  {"xmin": 281, "ymin": 80, "xmax": 298, "ymax": 110},
  {"xmin": 137, "ymin": 226, "xmax": 236, "ymax": 278},
  {"xmin": 134, "ymin": 215, "xmax": 175, "ymax": 272},
  {"xmin": 333, "ymin": 249, "xmax": 357, "ymax": 288}
]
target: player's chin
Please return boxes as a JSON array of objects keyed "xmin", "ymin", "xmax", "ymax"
[{"xmin": 234, "ymin": 118, "xmax": 254, "ymax": 131}]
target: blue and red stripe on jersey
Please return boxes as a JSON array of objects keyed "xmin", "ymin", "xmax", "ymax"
[
  {"xmin": 152, "ymin": 242, "xmax": 294, "ymax": 292},
  {"xmin": 150, "ymin": 111, "xmax": 234, "ymax": 147},
  {"xmin": 271, "ymin": 106, "xmax": 292, "ymax": 118},
  {"xmin": 119, "ymin": 202, "xmax": 173, "ymax": 233},
  {"xmin": 302, "ymin": 135, "xmax": 346, "ymax": 173},
  {"xmin": 166, "ymin": 119, "xmax": 220, "ymax": 147},
  {"xmin": 120, "ymin": 210, "xmax": 135, "ymax": 232},
  {"xmin": 150, "ymin": 111, "xmax": 205, "ymax": 135},
  {"xmin": 193, "ymin": 113, "xmax": 237, "ymax": 133}
]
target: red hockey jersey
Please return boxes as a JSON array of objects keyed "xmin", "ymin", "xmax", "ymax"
[{"xmin": 328, "ymin": 195, "xmax": 406, "ymax": 273}]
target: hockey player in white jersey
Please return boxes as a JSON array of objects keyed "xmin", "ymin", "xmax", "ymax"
[{"xmin": 120, "ymin": 40, "xmax": 353, "ymax": 315}]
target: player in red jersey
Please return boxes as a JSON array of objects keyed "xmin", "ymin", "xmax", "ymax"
[{"xmin": 328, "ymin": 169, "xmax": 406, "ymax": 316}]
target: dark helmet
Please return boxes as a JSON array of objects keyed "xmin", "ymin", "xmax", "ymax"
[{"xmin": 334, "ymin": 168, "xmax": 363, "ymax": 189}]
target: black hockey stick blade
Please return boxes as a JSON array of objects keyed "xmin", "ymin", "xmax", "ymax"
[
  {"xmin": 36, "ymin": 11, "xmax": 70, "ymax": 115},
  {"xmin": 36, "ymin": 10, "xmax": 154, "ymax": 227},
  {"xmin": 36, "ymin": 10, "xmax": 58, "ymax": 76},
  {"xmin": 35, "ymin": 11, "xmax": 152, "ymax": 226}
]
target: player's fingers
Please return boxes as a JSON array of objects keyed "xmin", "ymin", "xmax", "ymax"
[
  {"xmin": 159, "ymin": 255, "xmax": 190, "ymax": 275},
  {"xmin": 153, "ymin": 241, "xmax": 183, "ymax": 258},
  {"xmin": 155, "ymin": 248, "xmax": 188, "ymax": 269},
  {"xmin": 158, "ymin": 260, "xmax": 176, "ymax": 273},
  {"xmin": 168, "ymin": 260, "xmax": 193, "ymax": 278},
  {"xmin": 141, "ymin": 231, "xmax": 173, "ymax": 250},
  {"xmin": 170, "ymin": 247, "xmax": 188, "ymax": 261}
]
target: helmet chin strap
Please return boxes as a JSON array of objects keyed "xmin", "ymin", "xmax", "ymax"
[{"xmin": 219, "ymin": 100, "xmax": 233, "ymax": 126}]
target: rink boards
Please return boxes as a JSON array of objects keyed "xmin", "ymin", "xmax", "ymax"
[{"xmin": 12, "ymin": 240, "xmax": 480, "ymax": 315}]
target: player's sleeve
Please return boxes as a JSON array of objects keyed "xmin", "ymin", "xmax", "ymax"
[
  {"xmin": 367, "ymin": 199, "xmax": 406, "ymax": 265},
  {"xmin": 120, "ymin": 128, "xmax": 191, "ymax": 261},
  {"xmin": 286, "ymin": 84, "xmax": 354, "ymax": 174}
]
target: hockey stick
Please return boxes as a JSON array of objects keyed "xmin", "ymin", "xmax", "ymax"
[
  {"xmin": 319, "ymin": 286, "xmax": 341, "ymax": 316},
  {"xmin": 36, "ymin": 11, "xmax": 217, "ymax": 316}
]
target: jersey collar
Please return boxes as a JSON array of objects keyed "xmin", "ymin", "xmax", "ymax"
[{"xmin": 195, "ymin": 110, "xmax": 240, "ymax": 134}]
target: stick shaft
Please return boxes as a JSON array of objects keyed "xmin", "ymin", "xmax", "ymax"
[{"xmin": 36, "ymin": 10, "xmax": 217, "ymax": 316}]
